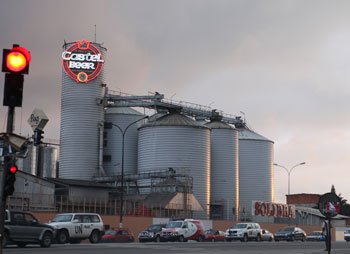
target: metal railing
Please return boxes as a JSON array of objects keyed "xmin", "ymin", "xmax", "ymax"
[{"xmin": 6, "ymin": 193, "xmax": 194, "ymax": 219}]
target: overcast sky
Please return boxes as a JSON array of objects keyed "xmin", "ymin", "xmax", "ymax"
[{"xmin": 1, "ymin": 0, "xmax": 350, "ymax": 203}]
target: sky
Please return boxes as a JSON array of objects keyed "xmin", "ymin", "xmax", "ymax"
[{"xmin": 1, "ymin": 0, "xmax": 350, "ymax": 203}]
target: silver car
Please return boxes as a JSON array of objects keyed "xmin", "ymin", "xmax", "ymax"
[{"xmin": 261, "ymin": 229, "xmax": 274, "ymax": 241}]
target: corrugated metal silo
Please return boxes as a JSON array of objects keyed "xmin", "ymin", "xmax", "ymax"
[
  {"xmin": 59, "ymin": 41, "xmax": 106, "ymax": 180},
  {"xmin": 205, "ymin": 121, "xmax": 239, "ymax": 220},
  {"xmin": 137, "ymin": 113, "xmax": 211, "ymax": 218},
  {"xmin": 237, "ymin": 126, "xmax": 274, "ymax": 219},
  {"xmin": 41, "ymin": 146, "xmax": 59, "ymax": 178},
  {"xmin": 103, "ymin": 107, "xmax": 144, "ymax": 176},
  {"xmin": 17, "ymin": 144, "xmax": 36, "ymax": 175}
]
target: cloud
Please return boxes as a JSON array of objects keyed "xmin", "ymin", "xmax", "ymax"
[{"xmin": 1, "ymin": 0, "xmax": 350, "ymax": 202}]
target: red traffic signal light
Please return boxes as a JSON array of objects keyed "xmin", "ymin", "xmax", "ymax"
[
  {"xmin": 10, "ymin": 165, "xmax": 17, "ymax": 174},
  {"xmin": 2, "ymin": 46, "xmax": 31, "ymax": 74},
  {"xmin": 3, "ymin": 160, "xmax": 18, "ymax": 199}
]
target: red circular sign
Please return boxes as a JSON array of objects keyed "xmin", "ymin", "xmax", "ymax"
[{"xmin": 62, "ymin": 40, "xmax": 104, "ymax": 83}]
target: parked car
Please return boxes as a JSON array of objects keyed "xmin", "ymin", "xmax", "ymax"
[
  {"xmin": 160, "ymin": 219, "xmax": 205, "ymax": 242},
  {"xmin": 203, "ymin": 229, "xmax": 225, "ymax": 242},
  {"xmin": 225, "ymin": 223, "xmax": 261, "ymax": 242},
  {"xmin": 344, "ymin": 229, "xmax": 350, "ymax": 242},
  {"xmin": 3, "ymin": 210, "xmax": 55, "ymax": 248},
  {"xmin": 138, "ymin": 224, "xmax": 166, "ymax": 242},
  {"xmin": 100, "ymin": 228, "xmax": 134, "ymax": 243},
  {"xmin": 261, "ymin": 229, "xmax": 274, "ymax": 242},
  {"xmin": 274, "ymin": 227, "xmax": 306, "ymax": 242},
  {"xmin": 306, "ymin": 231, "xmax": 324, "ymax": 241},
  {"xmin": 48, "ymin": 213, "xmax": 104, "ymax": 244}
]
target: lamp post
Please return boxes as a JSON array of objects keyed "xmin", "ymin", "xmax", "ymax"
[
  {"xmin": 109, "ymin": 115, "xmax": 148, "ymax": 228},
  {"xmin": 274, "ymin": 162, "xmax": 306, "ymax": 195}
]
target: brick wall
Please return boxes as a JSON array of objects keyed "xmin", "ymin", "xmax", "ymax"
[
  {"xmin": 32, "ymin": 212, "xmax": 335, "ymax": 242},
  {"xmin": 287, "ymin": 194, "xmax": 320, "ymax": 205}
]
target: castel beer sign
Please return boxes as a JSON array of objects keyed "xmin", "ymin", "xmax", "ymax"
[
  {"xmin": 252, "ymin": 201, "xmax": 295, "ymax": 218},
  {"xmin": 62, "ymin": 40, "xmax": 104, "ymax": 83}
]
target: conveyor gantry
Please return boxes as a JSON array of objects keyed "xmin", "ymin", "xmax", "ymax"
[{"xmin": 106, "ymin": 90, "xmax": 243, "ymax": 125}]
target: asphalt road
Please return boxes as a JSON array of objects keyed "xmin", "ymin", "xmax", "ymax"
[{"xmin": 3, "ymin": 241, "xmax": 350, "ymax": 254}]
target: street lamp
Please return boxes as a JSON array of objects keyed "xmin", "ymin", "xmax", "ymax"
[
  {"xmin": 274, "ymin": 162, "xmax": 306, "ymax": 195},
  {"xmin": 109, "ymin": 115, "xmax": 148, "ymax": 228}
]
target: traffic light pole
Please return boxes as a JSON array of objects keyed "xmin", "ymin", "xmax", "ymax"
[
  {"xmin": 0, "ymin": 105, "xmax": 15, "ymax": 253},
  {"xmin": 35, "ymin": 144, "xmax": 42, "ymax": 177}
]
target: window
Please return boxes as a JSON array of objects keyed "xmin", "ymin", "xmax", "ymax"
[
  {"xmin": 24, "ymin": 213, "xmax": 35, "ymax": 224},
  {"xmin": 82, "ymin": 216, "xmax": 91, "ymax": 223},
  {"xmin": 74, "ymin": 215, "xmax": 83, "ymax": 222},
  {"xmin": 91, "ymin": 215, "xmax": 100, "ymax": 223},
  {"xmin": 13, "ymin": 213, "xmax": 25, "ymax": 224},
  {"xmin": 52, "ymin": 214, "xmax": 73, "ymax": 222}
]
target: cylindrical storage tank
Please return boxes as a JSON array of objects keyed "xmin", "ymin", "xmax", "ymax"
[
  {"xmin": 103, "ymin": 107, "xmax": 145, "ymax": 176},
  {"xmin": 17, "ymin": 144, "xmax": 36, "ymax": 175},
  {"xmin": 41, "ymin": 146, "xmax": 59, "ymax": 178},
  {"xmin": 138, "ymin": 113, "xmax": 211, "ymax": 218},
  {"xmin": 238, "ymin": 126, "xmax": 274, "ymax": 220},
  {"xmin": 59, "ymin": 41, "xmax": 106, "ymax": 180},
  {"xmin": 205, "ymin": 121, "xmax": 239, "ymax": 221}
]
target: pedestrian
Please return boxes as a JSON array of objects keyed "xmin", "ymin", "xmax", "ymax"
[{"xmin": 322, "ymin": 220, "xmax": 329, "ymax": 251}]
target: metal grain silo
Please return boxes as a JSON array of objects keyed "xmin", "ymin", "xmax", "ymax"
[
  {"xmin": 103, "ymin": 107, "xmax": 145, "ymax": 176},
  {"xmin": 205, "ymin": 121, "xmax": 239, "ymax": 220},
  {"xmin": 41, "ymin": 146, "xmax": 59, "ymax": 178},
  {"xmin": 237, "ymin": 125, "xmax": 274, "ymax": 220},
  {"xmin": 59, "ymin": 41, "xmax": 106, "ymax": 180},
  {"xmin": 138, "ymin": 113, "xmax": 211, "ymax": 218}
]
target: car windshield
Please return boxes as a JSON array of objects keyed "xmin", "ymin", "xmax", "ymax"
[
  {"xmin": 280, "ymin": 227, "xmax": 294, "ymax": 232},
  {"xmin": 105, "ymin": 230, "xmax": 117, "ymax": 235},
  {"xmin": 147, "ymin": 225, "xmax": 161, "ymax": 232},
  {"xmin": 232, "ymin": 224, "xmax": 247, "ymax": 229},
  {"xmin": 51, "ymin": 214, "xmax": 73, "ymax": 222},
  {"xmin": 166, "ymin": 221, "xmax": 183, "ymax": 228},
  {"xmin": 345, "ymin": 230, "xmax": 350, "ymax": 234},
  {"xmin": 205, "ymin": 230, "xmax": 214, "ymax": 234}
]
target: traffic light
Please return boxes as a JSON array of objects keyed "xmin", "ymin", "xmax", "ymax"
[
  {"xmin": 2, "ymin": 45, "xmax": 31, "ymax": 107},
  {"xmin": 2, "ymin": 46, "xmax": 31, "ymax": 74},
  {"xmin": 3, "ymin": 159, "xmax": 17, "ymax": 199},
  {"xmin": 33, "ymin": 129, "xmax": 44, "ymax": 146}
]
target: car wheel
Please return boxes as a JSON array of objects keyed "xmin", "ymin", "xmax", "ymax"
[
  {"xmin": 17, "ymin": 242, "xmax": 26, "ymax": 248},
  {"xmin": 57, "ymin": 230, "xmax": 69, "ymax": 244},
  {"xmin": 89, "ymin": 230, "xmax": 100, "ymax": 244},
  {"xmin": 179, "ymin": 235, "xmax": 185, "ymax": 242},
  {"xmin": 155, "ymin": 235, "xmax": 161, "ymax": 242},
  {"xmin": 243, "ymin": 234, "xmax": 248, "ymax": 242},
  {"xmin": 256, "ymin": 234, "xmax": 261, "ymax": 242},
  {"xmin": 40, "ymin": 232, "xmax": 52, "ymax": 248},
  {"xmin": 301, "ymin": 236, "xmax": 305, "ymax": 242},
  {"xmin": 290, "ymin": 235, "xmax": 295, "ymax": 242},
  {"xmin": 211, "ymin": 238, "xmax": 215, "ymax": 242},
  {"xmin": 198, "ymin": 235, "xmax": 204, "ymax": 242},
  {"xmin": 2, "ymin": 231, "xmax": 8, "ymax": 248},
  {"xmin": 275, "ymin": 239, "xmax": 279, "ymax": 242}
]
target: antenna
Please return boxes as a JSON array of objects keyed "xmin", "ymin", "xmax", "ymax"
[
  {"xmin": 240, "ymin": 111, "xmax": 246, "ymax": 123},
  {"xmin": 94, "ymin": 24, "xmax": 97, "ymax": 43}
]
